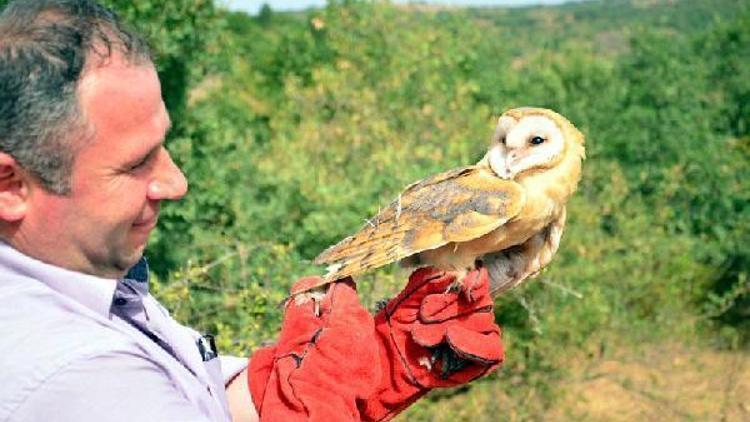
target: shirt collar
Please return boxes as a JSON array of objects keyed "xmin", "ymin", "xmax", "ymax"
[{"xmin": 0, "ymin": 242, "xmax": 148, "ymax": 317}]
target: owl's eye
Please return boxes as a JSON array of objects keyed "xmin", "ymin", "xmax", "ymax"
[{"xmin": 530, "ymin": 136, "xmax": 545, "ymax": 145}]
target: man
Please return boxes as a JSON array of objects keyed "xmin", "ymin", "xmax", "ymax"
[{"xmin": 0, "ymin": 1, "xmax": 503, "ymax": 421}]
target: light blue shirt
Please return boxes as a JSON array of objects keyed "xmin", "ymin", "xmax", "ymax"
[{"xmin": 0, "ymin": 243, "xmax": 248, "ymax": 421}]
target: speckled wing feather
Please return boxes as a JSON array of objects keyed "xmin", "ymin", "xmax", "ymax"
[{"xmin": 307, "ymin": 165, "xmax": 525, "ymax": 290}]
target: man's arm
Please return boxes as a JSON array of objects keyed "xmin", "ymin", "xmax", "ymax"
[
  {"xmin": 226, "ymin": 367, "xmax": 258, "ymax": 422},
  {"xmin": 12, "ymin": 351, "xmax": 211, "ymax": 421}
]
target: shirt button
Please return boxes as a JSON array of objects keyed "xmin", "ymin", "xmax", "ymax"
[{"xmin": 114, "ymin": 297, "xmax": 128, "ymax": 306}]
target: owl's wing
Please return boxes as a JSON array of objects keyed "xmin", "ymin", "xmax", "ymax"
[
  {"xmin": 485, "ymin": 207, "xmax": 566, "ymax": 295},
  {"xmin": 311, "ymin": 165, "xmax": 525, "ymax": 286}
]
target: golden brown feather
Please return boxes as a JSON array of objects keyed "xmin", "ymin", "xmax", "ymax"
[{"xmin": 313, "ymin": 166, "xmax": 524, "ymax": 280}]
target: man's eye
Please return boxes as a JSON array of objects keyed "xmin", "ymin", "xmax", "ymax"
[
  {"xmin": 129, "ymin": 157, "xmax": 148, "ymax": 171},
  {"xmin": 128, "ymin": 152, "xmax": 156, "ymax": 171},
  {"xmin": 128, "ymin": 148, "xmax": 161, "ymax": 171}
]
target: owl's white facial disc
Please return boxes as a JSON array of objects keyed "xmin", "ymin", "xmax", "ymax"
[{"xmin": 487, "ymin": 115, "xmax": 565, "ymax": 179}]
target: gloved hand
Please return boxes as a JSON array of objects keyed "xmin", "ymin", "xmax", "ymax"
[
  {"xmin": 248, "ymin": 277, "xmax": 381, "ymax": 422},
  {"xmin": 357, "ymin": 267, "xmax": 503, "ymax": 421}
]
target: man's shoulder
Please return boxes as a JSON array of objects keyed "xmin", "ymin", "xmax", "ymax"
[
  {"xmin": 1, "ymin": 273, "xmax": 121, "ymax": 329},
  {"xmin": 0, "ymin": 274, "xmax": 136, "ymax": 354},
  {"xmin": 0, "ymin": 276, "xmax": 145, "ymax": 419}
]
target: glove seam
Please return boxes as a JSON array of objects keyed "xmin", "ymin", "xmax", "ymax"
[
  {"xmin": 385, "ymin": 316, "xmax": 428, "ymax": 390},
  {"xmin": 277, "ymin": 298, "xmax": 334, "ymax": 419},
  {"xmin": 419, "ymin": 304, "xmax": 494, "ymax": 324},
  {"xmin": 444, "ymin": 335, "xmax": 501, "ymax": 366}
]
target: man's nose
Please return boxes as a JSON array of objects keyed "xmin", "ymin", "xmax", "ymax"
[{"xmin": 147, "ymin": 149, "xmax": 188, "ymax": 201}]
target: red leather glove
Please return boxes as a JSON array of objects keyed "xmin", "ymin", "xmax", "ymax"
[
  {"xmin": 248, "ymin": 277, "xmax": 381, "ymax": 421},
  {"xmin": 357, "ymin": 267, "xmax": 504, "ymax": 421}
]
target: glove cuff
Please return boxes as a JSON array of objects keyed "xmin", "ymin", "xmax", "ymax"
[{"xmin": 247, "ymin": 346, "xmax": 276, "ymax": 413}]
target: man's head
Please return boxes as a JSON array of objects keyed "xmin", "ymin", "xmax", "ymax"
[
  {"xmin": 0, "ymin": 0, "xmax": 150, "ymax": 193},
  {"xmin": 0, "ymin": 0, "xmax": 188, "ymax": 278}
]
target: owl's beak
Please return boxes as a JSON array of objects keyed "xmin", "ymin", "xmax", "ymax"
[
  {"xmin": 487, "ymin": 146, "xmax": 514, "ymax": 180},
  {"xmin": 498, "ymin": 166, "xmax": 514, "ymax": 180}
]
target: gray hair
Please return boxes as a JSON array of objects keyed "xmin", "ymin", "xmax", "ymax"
[{"xmin": 0, "ymin": 0, "xmax": 151, "ymax": 194}]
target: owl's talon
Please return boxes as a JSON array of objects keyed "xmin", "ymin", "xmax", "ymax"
[
  {"xmin": 292, "ymin": 289, "xmax": 327, "ymax": 317},
  {"xmin": 462, "ymin": 283, "xmax": 476, "ymax": 302},
  {"xmin": 460, "ymin": 267, "xmax": 486, "ymax": 302},
  {"xmin": 443, "ymin": 280, "xmax": 462, "ymax": 295}
]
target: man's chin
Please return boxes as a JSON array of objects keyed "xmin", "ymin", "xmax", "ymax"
[{"xmin": 110, "ymin": 242, "xmax": 148, "ymax": 276}]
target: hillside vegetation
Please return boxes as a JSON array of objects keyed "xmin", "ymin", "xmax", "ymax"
[{"xmin": 3, "ymin": 0, "xmax": 748, "ymax": 419}]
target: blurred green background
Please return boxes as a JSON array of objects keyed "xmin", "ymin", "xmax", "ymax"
[{"xmin": 5, "ymin": 0, "xmax": 749, "ymax": 419}]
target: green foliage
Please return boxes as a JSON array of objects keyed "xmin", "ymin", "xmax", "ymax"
[
  {"xmin": 117, "ymin": 0, "xmax": 750, "ymax": 413},
  {"xmin": 100, "ymin": 0, "xmax": 224, "ymax": 123},
  {"xmin": 188, "ymin": 1, "xmax": 750, "ymax": 416},
  {"xmin": 151, "ymin": 1, "xmax": 749, "ymax": 415}
]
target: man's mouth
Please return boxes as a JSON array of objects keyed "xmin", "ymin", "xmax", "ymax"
[{"xmin": 132, "ymin": 216, "xmax": 158, "ymax": 230}]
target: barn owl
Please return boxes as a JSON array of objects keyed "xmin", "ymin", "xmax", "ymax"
[{"xmin": 295, "ymin": 107, "xmax": 585, "ymax": 296}]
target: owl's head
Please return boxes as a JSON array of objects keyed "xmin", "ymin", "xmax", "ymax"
[{"xmin": 484, "ymin": 107, "xmax": 585, "ymax": 180}]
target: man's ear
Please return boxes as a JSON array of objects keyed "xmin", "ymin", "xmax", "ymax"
[{"xmin": 0, "ymin": 153, "xmax": 29, "ymax": 222}]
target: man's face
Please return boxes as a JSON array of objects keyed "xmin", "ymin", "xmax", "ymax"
[{"xmin": 19, "ymin": 55, "xmax": 188, "ymax": 278}]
